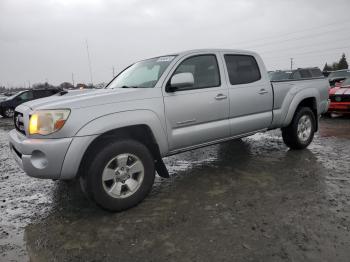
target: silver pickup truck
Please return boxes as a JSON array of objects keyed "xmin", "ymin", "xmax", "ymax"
[{"xmin": 8, "ymin": 49, "xmax": 329, "ymax": 211}]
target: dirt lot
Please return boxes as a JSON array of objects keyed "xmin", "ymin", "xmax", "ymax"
[{"xmin": 0, "ymin": 116, "xmax": 349, "ymax": 262}]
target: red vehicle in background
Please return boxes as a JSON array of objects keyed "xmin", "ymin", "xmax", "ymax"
[{"xmin": 328, "ymin": 78, "xmax": 350, "ymax": 114}]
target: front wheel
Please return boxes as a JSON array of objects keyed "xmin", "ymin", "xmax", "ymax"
[
  {"xmin": 282, "ymin": 107, "xmax": 316, "ymax": 150},
  {"xmin": 80, "ymin": 139, "xmax": 155, "ymax": 211},
  {"xmin": 3, "ymin": 107, "xmax": 14, "ymax": 118}
]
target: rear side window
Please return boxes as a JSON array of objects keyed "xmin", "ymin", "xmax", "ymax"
[
  {"xmin": 173, "ymin": 55, "xmax": 220, "ymax": 89},
  {"xmin": 299, "ymin": 69, "xmax": 312, "ymax": 79},
  {"xmin": 291, "ymin": 71, "xmax": 301, "ymax": 80},
  {"xmin": 35, "ymin": 90, "xmax": 55, "ymax": 98},
  {"xmin": 310, "ymin": 68, "xmax": 323, "ymax": 78},
  {"xmin": 224, "ymin": 55, "xmax": 261, "ymax": 85}
]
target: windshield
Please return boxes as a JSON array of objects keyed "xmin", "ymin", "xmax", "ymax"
[
  {"xmin": 107, "ymin": 56, "xmax": 176, "ymax": 89},
  {"xmin": 328, "ymin": 70, "xmax": 350, "ymax": 79},
  {"xmin": 269, "ymin": 71, "xmax": 292, "ymax": 81}
]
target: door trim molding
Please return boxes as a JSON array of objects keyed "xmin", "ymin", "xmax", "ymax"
[{"xmin": 167, "ymin": 128, "xmax": 267, "ymax": 156}]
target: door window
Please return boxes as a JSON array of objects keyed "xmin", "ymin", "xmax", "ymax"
[
  {"xmin": 173, "ymin": 55, "xmax": 220, "ymax": 90},
  {"xmin": 310, "ymin": 68, "xmax": 323, "ymax": 78},
  {"xmin": 35, "ymin": 90, "xmax": 55, "ymax": 98},
  {"xmin": 299, "ymin": 69, "xmax": 312, "ymax": 79},
  {"xmin": 17, "ymin": 91, "xmax": 34, "ymax": 101},
  {"xmin": 224, "ymin": 55, "xmax": 261, "ymax": 85}
]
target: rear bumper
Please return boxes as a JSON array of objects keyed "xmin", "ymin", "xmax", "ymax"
[
  {"xmin": 328, "ymin": 102, "xmax": 350, "ymax": 113},
  {"xmin": 8, "ymin": 129, "xmax": 98, "ymax": 180}
]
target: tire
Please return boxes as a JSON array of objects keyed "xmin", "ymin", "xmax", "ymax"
[
  {"xmin": 80, "ymin": 139, "xmax": 155, "ymax": 211},
  {"xmin": 3, "ymin": 107, "xmax": 14, "ymax": 118},
  {"xmin": 281, "ymin": 107, "xmax": 316, "ymax": 150}
]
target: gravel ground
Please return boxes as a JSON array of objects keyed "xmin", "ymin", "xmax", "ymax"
[{"xmin": 0, "ymin": 116, "xmax": 349, "ymax": 262}]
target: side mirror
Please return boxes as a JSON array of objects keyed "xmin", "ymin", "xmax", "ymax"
[{"xmin": 167, "ymin": 72, "xmax": 194, "ymax": 92}]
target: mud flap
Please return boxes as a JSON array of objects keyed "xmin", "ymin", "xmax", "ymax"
[{"xmin": 155, "ymin": 158, "xmax": 169, "ymax": 178}]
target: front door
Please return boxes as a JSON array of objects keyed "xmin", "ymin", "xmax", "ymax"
[{"xmin": 163, "ymin": 53, "xmax": 230, "ymax": 152}]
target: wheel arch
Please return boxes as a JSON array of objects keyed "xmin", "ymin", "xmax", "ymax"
[
  {"xmin": 77, "ymin": 124, "xmax": 163, "ymax": 178},
  {"xmin": 283, "ymin": 90, "xmax": 319, "ymax": 131}
]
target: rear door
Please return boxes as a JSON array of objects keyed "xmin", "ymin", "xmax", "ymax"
[
  {"xmin": 222, "ymin": 52, "xmax": 273, "ymax": 136},
  {"xmin": 163, "ymin": 52, "xmax": 230, "ymax": 152}
]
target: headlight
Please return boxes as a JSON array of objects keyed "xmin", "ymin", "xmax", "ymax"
[{"xmin": 29, "ymin": 109, "xmax": 70, "ymax": 135}]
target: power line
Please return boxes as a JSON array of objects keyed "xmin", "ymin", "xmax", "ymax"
[
  {"xmin": 264, "ymin": 51, "xmax": 348, "ymax": 64},
  {"xmin": 258, "ymin": 35, "xmax": 350, "ymax": 55},
  {"xmin": 221, "ymin": 18, "xmax": 350, "ymax": 48},
  {"xmin": 241, "ymin": 25, "xmax": 350, "ymax": 50},
  {"xmin": 263, "ymin": 45, "xmax": 350, "ymax": 59}
]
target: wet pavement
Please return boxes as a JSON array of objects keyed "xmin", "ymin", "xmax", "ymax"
[{"xmin": 0, "ymin": 116, "xmax": 350, "ymax": 262}]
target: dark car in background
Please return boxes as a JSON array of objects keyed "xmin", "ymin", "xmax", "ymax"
[
  {"xmin": 0, "ymin": 88, "xmax": 61, "ymax": 118},
  {"xmin": 269, "ymin": 67, "xmax": 323, "ymax": 81},
  {"xmin": 328, "ymin": 69, "xmax": 350, "ymax": 87}
]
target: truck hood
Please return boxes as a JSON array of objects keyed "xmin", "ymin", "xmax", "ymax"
[{"xmin": 22, "ymin": 88, "xmax": 162, "ymax": 110}]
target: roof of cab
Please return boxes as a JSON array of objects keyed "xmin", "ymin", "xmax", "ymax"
[{"xmin": 173, "ymin": 48, "xmax": 259, "ymax": 57}]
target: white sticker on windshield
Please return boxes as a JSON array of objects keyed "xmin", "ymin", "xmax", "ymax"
[{"xmin": 157, "ymin": 56, "xmax": 175, "ymax": 62}]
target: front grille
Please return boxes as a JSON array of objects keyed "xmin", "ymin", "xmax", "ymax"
[
  {"xmin": 329, "ymin": 95, "xmax": 350, "ymax": 103},
  {"xmin": 14, "ymin": 111, "xmax": 25, "ymax": 135}
]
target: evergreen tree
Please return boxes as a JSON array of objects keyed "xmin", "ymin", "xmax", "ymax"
[
  {"xmin": 323, "ymin": 63, "xmax": 332, "ymax": 71},
  {"xmin": 337, "ymin": 53, "xmax": 349, "ymax": 70},
  {"xmin": 331, "ymin": 62, "xmax": 339, "ymax": 71}
]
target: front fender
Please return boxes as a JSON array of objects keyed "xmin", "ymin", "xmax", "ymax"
[
  {"xmin": 282, "ymin": 88, "xmax": 320, "ymax": 127},
  {"xmin": 75, "ymin": 110, "xmax": 169, "ymax": 155}
]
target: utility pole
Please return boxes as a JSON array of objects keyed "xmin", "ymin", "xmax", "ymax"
[
  {"xmin": 85, "ymin": 39, "xmax": 93, "ymax": 85},
  {"xmin": 71, "ymin": 73, "xmax": 75, "ymax": 87},
  {"xmin": 290, "ymin": 58, "xmax": 294, "ymax": 70}
]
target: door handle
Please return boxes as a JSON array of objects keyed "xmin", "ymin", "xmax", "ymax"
[
  {"xmin": 177, "ymin": 119, "xmax": 196, "ymax": 125},
  {"xmin": 215, "ymin": 94, "xmax": 227, "ymax": 100},
  {"xmin": 258, "ymin": 89, "xmax": 268, "ymax": 95}
]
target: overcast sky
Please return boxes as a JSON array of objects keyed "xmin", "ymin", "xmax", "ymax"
[{"xmin": 1, "ymin": 0, "xmax": 350, "ymax": 87}]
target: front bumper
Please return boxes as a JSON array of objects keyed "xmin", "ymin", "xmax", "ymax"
[
  {"xmin": 8, "ymin": 129, "xmax": 98, "ymax": 180},
  {"xmin": 328, "ymin": 102, "xmax": 350, "ymax": 113},
  {"xmin": 8, "ymin": 129, "xmax": 72, "ymax": 179}
]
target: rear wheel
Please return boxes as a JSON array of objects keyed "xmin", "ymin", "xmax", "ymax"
[
  {"xmin": 80, "ymin": 139, "xmax": 155, "ymax": 211},
  {"xmin": 282, "ymin": 107, "xmax": 316, "ymax": 150}
]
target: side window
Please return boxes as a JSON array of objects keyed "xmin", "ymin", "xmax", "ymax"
[
  {"xmin": 35, "ymin": 90, "xmax": 54, "ymax": 98},
  {"xmin": 310, "ymin": 68, "xmax": 323, "ymax": 78},
  {"xmin": 173, "ymin": 55, "xmax": 220, "ymax": 90},
  {"xmin": 17, "ymin": 91, "xmax": 34, "ymax": 101},
  {"xmin": 291, "ymin": 71, "xmax": 301, "ymax": 80},
  {"xmin": 299, "ymin": 69, "xmax": 312, "ymax": 79},
  {"xmin": 224, "ymin": 55, "xmax": 261, "ymax": 85}
]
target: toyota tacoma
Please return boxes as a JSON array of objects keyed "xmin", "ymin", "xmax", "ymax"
[{"xmin": 8, "ymin": 49, "xmax": 330, "ymax": 211}]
